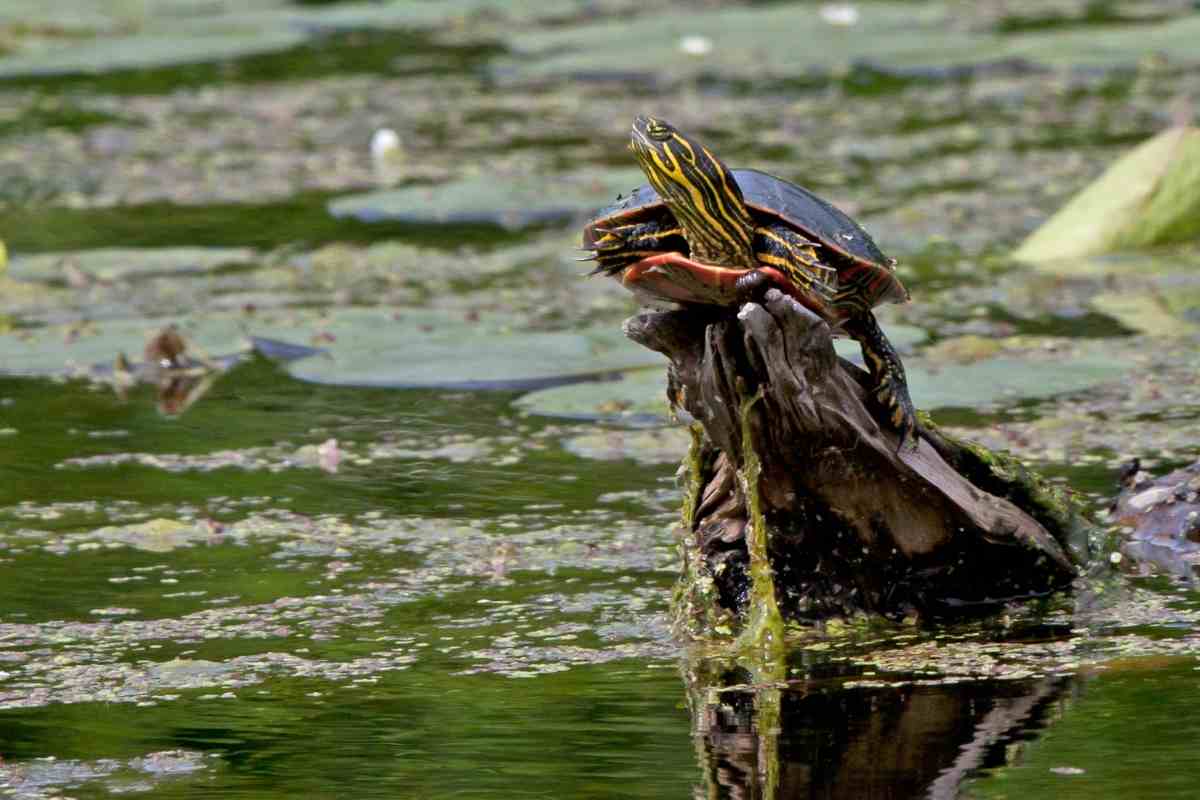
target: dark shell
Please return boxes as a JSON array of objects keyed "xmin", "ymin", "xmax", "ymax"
[{"xmin": 586, "ymin": 168, "xmax": 890, "ymax": 269}]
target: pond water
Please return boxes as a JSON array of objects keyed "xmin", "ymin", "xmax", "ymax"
[{"xmin": 2, "ymin": 2, "xmax": 1200, "ymax": 798}]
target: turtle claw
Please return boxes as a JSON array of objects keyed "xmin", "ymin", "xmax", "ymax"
[
  {"xmin": 874, "ymin": 379, "xmax": 919, "ymax": 453},
  {"xmin": 733, "ymin": 269, "xmax": 771, "ymax": 300},
  {"xmin": 895, "ymin": 413, "xmax": 920, "ymax": 454}
]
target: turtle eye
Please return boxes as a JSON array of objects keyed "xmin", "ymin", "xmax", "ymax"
[{"xmin": 646, "ymin": 119, "xmax": 673, "ymax": 141}]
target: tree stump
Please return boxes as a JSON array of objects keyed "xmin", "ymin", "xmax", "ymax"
[{"xmin": 623, "ymin": 290, "xmax": 1084, "ymax": 637}]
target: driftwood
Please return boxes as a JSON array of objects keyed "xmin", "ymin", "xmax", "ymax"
[{"xmin": 624, "ymin": 290, "xmax": 1083, "ymax": 632}]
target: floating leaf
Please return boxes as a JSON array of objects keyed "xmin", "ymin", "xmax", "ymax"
[
  {"xmin": 497, "ymin": 4, "xmax": 992, "ymax": 84},
  {"xmin": 0, "ymin": 315, "xmax": 250, "ymax": 377},
  {"xmin": 518, "ymin": 347, "xmax": 1129, "ymax": 422},
  {"xmin": 496, "ymin": 4, "xmax": 1200, "ymax": 85},
  {"xmin": 246, "ymin": 308, "xmax": 666, "ymax": 389},
  {"xmin": 0, "ymin": 0, "xmax": 596, "ymax": 77},
  {"xmin": 1090, "ymin": 291, "xmax": 1200, "ymax": 337},
  {"xmin": 0, "ymin": 29, "xmax": 308, "ymax": 78},
  {"xmin": 329, "ymin": 168, "xmax": 645, "ymax": 230},
  {"xmin": 9, "ymin": 247, "xmax": 255, "ymax": 283},
  {"xmin": 516, "ymin": 367, "xmax": 669, "ymax": 421},
  {"xmin": 1015, "ymin": 127, "xmax": 1200, "ymax": 263},
  {"xmin": 907, "ymin": 356, "xmax": 1130, "ymax": 410}
]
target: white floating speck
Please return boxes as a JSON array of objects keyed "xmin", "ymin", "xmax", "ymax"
[
  {"xmin": 370, "ymin": 128, "xmax": 401, "ymax": 163},
  {"xmin": 678, "ymin": 35, "xmax": 713, "ymax": 56},
  {"xmin": 820, "ymin": 4, "xmax": 860, "ymax": 26}
]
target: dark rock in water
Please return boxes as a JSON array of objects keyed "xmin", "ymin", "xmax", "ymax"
[{"xmin": 1112, "ymin": 460, "xmax": 1200, "ymax": 579}]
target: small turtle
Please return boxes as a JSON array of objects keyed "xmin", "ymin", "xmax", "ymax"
[{"xmin": 583, "ymin": 115, "xmax": 916, "ymax": 446}]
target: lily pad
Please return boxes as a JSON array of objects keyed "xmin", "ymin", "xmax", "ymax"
[
  {"xmin": 497, "ymin": 3, "xmax": 1200, "ymax": 85},
  {"xmin": 496, "ymin": 3, "xmax": 994, "ymax": 84},
  {"xmin": 1090, "ymin": 290, "xmax": 1200, "ymax": 337},
  {"xmin": 9, "ymin": 247, "xmax": 255, "ymax": 283},
  {"xmin": 836, "ymin": 323, "xmax": 927, "ymax": 358},
  {"xmin": 328, "ymin": 168, "xmax": 645, "ymax": 230},
  {"xmin": 0, "ymin": 314, "xmax": 250, "ymax": 377},
  {"xmin": 906, "ymin": 355, "xmax": 1130, "ymax": 410},
  {"xmin": 0, "ymin": 28, "xmax": 309, "ymax": 78},
  {"xmin": 517, "ymin": 346, "xmax": 1129, "ymax": 422},
  {"xmin": 1022, "ymin": 248, "xmax": 1200, "ymax": 278},
  {"xmin": 238, "ymin": 0, "xmax": 598, "ymax": 33},
  {"xmin": 246, "ymin": 307, "xmax": 666, "ymax": 389},
  {"xmin": 515, "ymin": 367, "xmax": 670, "ymax": 421},
  {"xmin": 1015, "ymin": 127, "xmax": 1200, "ymax": 263},
  {"xmin": 0, "ymin": 0, "xmax": 598, "ymax": 77},
  {"xmin": 1008, "ymin": 14, "xmax": 1200, "ymax": 68}
]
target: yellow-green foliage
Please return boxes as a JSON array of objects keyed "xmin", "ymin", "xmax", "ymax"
[{"xmin": 1015, "ymin": 127, "xmax": 1200, "ymax": 262}]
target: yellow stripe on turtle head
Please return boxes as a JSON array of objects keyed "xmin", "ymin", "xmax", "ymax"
[{"xmin": 630, "ymin": 116, "xmax": 757, "ymax": 268}]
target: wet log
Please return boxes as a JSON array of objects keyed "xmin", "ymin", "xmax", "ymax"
[{"xmin": 623, "ymin": 290, "xmax": 1083, "ymax": 635}]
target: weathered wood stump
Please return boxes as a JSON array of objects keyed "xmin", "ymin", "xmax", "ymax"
[{"xmin": 624, "ymin": 290, "xmax": 1084, "ymax": 636}]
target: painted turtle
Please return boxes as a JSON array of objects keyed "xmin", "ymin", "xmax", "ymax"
[{"xmin": 582, "ymin": 115, "xmax": 916, "ymax": 446}]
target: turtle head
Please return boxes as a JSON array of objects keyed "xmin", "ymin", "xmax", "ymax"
[{"xmin": 629, "ymin": 116, "xmax": 757, "ymax": 267}]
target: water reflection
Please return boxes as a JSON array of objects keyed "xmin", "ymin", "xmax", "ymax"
[{"xmin": 686, "ymin": 658, "xmax": 1071, "ymax": 799}]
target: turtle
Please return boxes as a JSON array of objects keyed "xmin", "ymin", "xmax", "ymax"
[{"xmin": 582, "ymin": 115, "xmax": 917, "ymax": 447}]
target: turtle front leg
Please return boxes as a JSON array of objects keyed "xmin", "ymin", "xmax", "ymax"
[
  {"xmin": 732, "ymin": 268, "xmax": 774, "ymax": 299},
  {"xmin": 732, "ymin": 268, "xmax": 836, "ymax": 323},
  {"xmin": 843, "ymin": 312, "xmax": 918, "ymax": 450}
]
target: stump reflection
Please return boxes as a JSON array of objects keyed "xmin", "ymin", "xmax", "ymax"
[{"xmin": 686, "ymin": 657, "xmax": 1072, "ymax": 799}]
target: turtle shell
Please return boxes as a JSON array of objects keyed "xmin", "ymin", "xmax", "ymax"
[{"xmin": 585, "ymin": 168, "xmax": 907, "ymax": 309}]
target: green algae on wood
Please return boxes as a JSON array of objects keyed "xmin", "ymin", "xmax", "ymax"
[
  {"xmin": 673, "ymin": 428, "xmax": 738, "ymax": 639},
  {"xmin": 734, "ymin": 386, "xmax": 785, "ymax": 660},
  {"xmin": 919, "ymin": 413, "xmax": 1094, "ymax": 566},
  {"xmin": 1015, "ymin": 126, "xmax": 1200, "ymax": 263}
]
